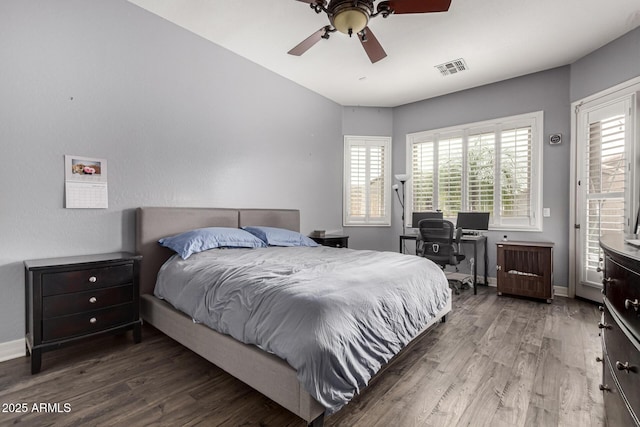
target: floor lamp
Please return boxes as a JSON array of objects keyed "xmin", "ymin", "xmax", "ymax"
[{"xmin": 393, "ymin": 174, "xmax": 409, "ymax": 236}]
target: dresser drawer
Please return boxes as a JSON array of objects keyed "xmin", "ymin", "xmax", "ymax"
[
  {"xmin": 602, "ymin": 306, "xmax": 640, "ymax": 418},
  {"xmin": 42, "ymin": 285, "xmax": 134, "ymax": 318},
  {"xmin": 42, "ymin": 264, "xmax": 133, "ymax": 296},
  {"xmin": 605, "ymin": 257, "xmax": 640, "ymax": 340},
  {"xmin": 602, "ymin": 355, "xmax": 639, "ymax": 427},
  {"xmin": 42, "ymin": 303, "xmax": 135, "ymax": 342}
]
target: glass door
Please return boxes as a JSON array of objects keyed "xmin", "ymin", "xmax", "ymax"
[{"xmin": 576, "ymin": 96, "xmax": 632, "ymax": 301}]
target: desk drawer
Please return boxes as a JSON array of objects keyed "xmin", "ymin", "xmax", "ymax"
[
  {"xmin": 42, "ymin": 303, "xmax": 135, "ymax": 342},
  {"xmin": 42, "ymin": 264, "xmax": 133, "ymax": 296},
  {"xmin": 43, "ymin": 285, "xmax": 133, "ymax": 318}
]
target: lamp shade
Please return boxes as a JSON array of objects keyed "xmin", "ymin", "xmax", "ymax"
[
  {"xmin": 394, "ymin": 174, "xmax": 409, "ymax": 183},
  {"xmin": 333, "ymin": 8, "xmax": 368, "ymax": 34}
]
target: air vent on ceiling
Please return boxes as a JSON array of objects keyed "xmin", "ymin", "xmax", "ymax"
[{"xmin": 435, "ymin": 58, "xmax": 468, "ymax": 76}]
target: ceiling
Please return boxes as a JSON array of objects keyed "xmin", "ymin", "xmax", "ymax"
[{"xmin": 127, "ymin": 0, "xmax": 640, "ymax": 107}]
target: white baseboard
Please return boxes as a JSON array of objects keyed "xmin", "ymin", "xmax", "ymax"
[
  {"xmin": 554, "ymin": 285, "xmax": 569, "ymax": 298},
  {"xmin": 0, "ymin": 338, "xmax": 25, "ymax": 362}
]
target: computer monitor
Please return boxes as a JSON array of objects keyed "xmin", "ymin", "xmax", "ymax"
[
  {"xmin": 456, "ymin": 212, "xmax": 490, "ymax": 232},
  {"xmin": 411, "ymin": 211, "xmax": 443, "ymax": 227}
]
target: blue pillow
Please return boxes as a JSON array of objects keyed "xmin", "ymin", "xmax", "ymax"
[
  {"xmin": 159, "ymin": 227, "xmax": 266, "ymax": 259},
  {"xmin": 242, "ymin": 226, "xmax": 319, "ymax": 247}
]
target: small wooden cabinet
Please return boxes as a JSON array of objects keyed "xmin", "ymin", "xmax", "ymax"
[
  {"xmin": 496, "ymin": 241, "xmax": 554, "ymax": 303},
  {"xmin": 600, "ymin": 234, "xmax": 640, "ymax": 426},
  {"xmin": 310, "ymin": 235, "xmax": 349, "ymax": 248},
  {"xmin": 24, "ymin": 252, "xmax": 142, "ymax": 374}
]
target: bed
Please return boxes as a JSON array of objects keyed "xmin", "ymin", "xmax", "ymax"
[{"xmin": 135, "ymin": 207, "xmax": 452, "ymax": 426}]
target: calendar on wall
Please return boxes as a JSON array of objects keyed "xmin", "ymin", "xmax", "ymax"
[{"xmin": 64, "ymin": 155, "xmax": 108, "ymax": 209}]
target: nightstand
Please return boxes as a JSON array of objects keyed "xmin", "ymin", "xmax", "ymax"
[
  {"xmin": 24, "ymin": 252, "xmax": 142, "ymax": 374},
  {"xmin": 311, "ymin": 235, "xmax": 349, "ymax": 248}
]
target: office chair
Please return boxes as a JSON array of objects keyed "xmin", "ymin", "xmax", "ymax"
[{"xmin": 416, "ymin": 219, "xmax": 466, "ymax": 294}]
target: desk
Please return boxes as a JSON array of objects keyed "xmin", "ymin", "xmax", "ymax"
[{"xmin": 400, "ymin": 234, "xmax": 488, "ymax": 295}]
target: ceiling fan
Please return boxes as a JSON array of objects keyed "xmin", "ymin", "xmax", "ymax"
[{"xmin": 288, "ymin": 0, "xmax": 452, "ymax": 63}]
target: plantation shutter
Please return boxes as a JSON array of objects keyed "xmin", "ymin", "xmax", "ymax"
[
  {"xmin": 437, "ymin": 134, "xmax": 463, "ymax": 217},
  {"xmin": 500, "ymin": 126, "xmax": 532, "ymax": 223},
  {"xmin": 348, "ymin": 145, "xmax": 367, "ymax": 220},
  {"xmin": 467, "ymin": 131, "xmax": 495, "ymax": 213},
  {"xmin": 406, "ymin": 111, "xmax": 542, "ymax": 230},
  {"xmin": 411, "ymin": 139, "xmax": 435, "ymax": 214},
  {"xmin": 369, "ymin": 145, "xmax": 386, "ymax": 218},
  {"xmin": 583, "ymin": 105, "xmax": 627, "ymax": 277},
  {"xmin": 343, "ymin": 136, "xmax": 391, "ymax": 226}
]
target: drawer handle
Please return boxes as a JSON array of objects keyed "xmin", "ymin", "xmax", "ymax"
[
  {"xmin": 615, "ymin": 361, "xmax": 637, "ymax": 373},
  {"xmin": 88, "ymin": 276, "xmax": 97, "ymax": 283},
  {"xmin": 89, "ymin": 317, "xmax": 97, "ymax": 324},
  {"xmin": 624, "ymin": 298, "xmax": 639, "ymax": 311},
  {"xmin": 599, "ymin": 384, "xmax": 611, "ymax": 392},
  {"xmin": 89, "ymin": 297, "xmax": 97, "ymax": 304},
  {"xmin": 598, "ymin": 322, "xmax": 611, "ymax": 330}
]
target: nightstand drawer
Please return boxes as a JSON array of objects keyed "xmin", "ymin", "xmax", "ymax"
[
  {"xmin": 42, "ymin": 303, "xmax": 135, "ymax": 342},
  {"xmin": 310, "ymin": 235, "xmax": 349, "ymax": 248},
  {"xmin": 43, "ymin": 285, "xmax": 134, "ymax": 318},
  {"xmin": 42, "ymin": 264, "xmax": 133, "ymax": 296},
  {"xmin": 25, "ymin": 252, "xmax": 142, "ymax": 374}
]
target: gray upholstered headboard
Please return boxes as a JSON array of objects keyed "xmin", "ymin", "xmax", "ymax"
[{"xmin": 135, "ymin": 207, "xmax": 300, "ymax": 295}]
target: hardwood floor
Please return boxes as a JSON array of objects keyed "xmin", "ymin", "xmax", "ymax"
[{"xmin": 0, "ymin": 286, "xmax": 604, "ymax": 426}]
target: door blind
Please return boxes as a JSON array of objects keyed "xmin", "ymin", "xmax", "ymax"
[{"xmin": 585, "ymin": 113, "xmax": 626, "ymax": 271}]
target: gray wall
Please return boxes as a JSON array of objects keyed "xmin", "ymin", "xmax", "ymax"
[
  {"xmin": 1, "ymin": 1, "xmax": 639, "ymax": 346},
  {"xmin": 340, "ymin": 26, "xmax": 640, "ymax": 288},
  {"xmin": 341, "ymin": 106, "xmax": 395, "ymax": 250},
  {"xmin": 393, "ymin": 67, "xmax": 572, "ymax": 286},
  {"xmin": 342, "ymin": 69, "xmax": 572, "ymax": 285},
  {"xmin": 0, "ymin": 0, "xmax": 343, "ymax": 343},
  {"xmin": 570, "ymin": 26, "xmax": 640, "ymax": 102}
]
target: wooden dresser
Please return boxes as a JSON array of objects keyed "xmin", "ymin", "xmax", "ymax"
[
  {"xmin": 496, "ymin": 241, "xmax": 554, "ymax": 303},
  {"xmin": 599, "ymin": 234, "xmax": 640, "ymax": 426},
  {"xmin": 24, "ymin": 252, "xmax": 142, "ymax": 374}
]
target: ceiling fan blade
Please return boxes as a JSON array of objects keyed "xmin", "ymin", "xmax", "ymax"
[
  {"xmin": 359, "ymin": 27, "xmax": 387, "ymax": 63},
  {"xmin": 288, "ymin": 27, "xmax": 326, "ymax": 56},
  {"xmin": 386, "ymin": 0, "xmax": 452, "ymax": 14}
]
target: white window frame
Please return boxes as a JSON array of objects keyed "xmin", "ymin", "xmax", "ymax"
[
  {"xmin": 343, "ymin": 136, "xmax": 392, "ymax": 226},
  {"xmin": 406, "ymin": 111, "xmax": 544, "ymax": 231}
]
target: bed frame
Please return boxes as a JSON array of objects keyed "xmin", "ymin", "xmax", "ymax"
[{"xmin": 135, "ymin": 206, "xmax": 451, "ymax": 426}]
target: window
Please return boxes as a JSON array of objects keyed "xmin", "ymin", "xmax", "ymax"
[
  {"xmin": 407, "ymin": 112, "xmax": 543, "ymax": 230},
  {"xmin": 344, "ymin": 136, "xmax": 391, "ymax": 226}
]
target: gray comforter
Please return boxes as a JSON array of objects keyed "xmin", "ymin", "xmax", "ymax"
[{"xmin": 154, "ymin": 246, "xmax": 450, "ymax": 414}]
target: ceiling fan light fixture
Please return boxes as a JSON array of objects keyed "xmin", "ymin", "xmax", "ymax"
[{"xmin": 333, "ymin": 8, "xmax": 368, "ymax": 35}]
